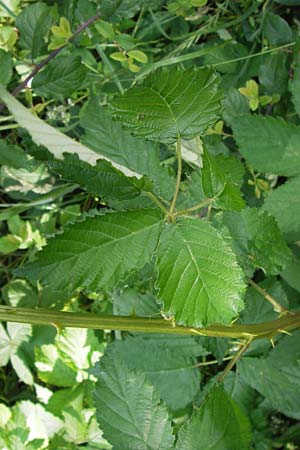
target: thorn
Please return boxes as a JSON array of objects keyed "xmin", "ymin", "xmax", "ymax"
[
  {"xmin": 270, "ymin": 338, "xmax": 275, "ymax": 348},
  {"xmin": 278, "ymin": 328, "xmax": 292, "ymax": 336},
  {"xmin": 190, "ymin": 328, "xmax": 207, "ymax": 336},
  {"xmin": 51, "ymin": 322, "xmax": 62, "ymax": 339}
]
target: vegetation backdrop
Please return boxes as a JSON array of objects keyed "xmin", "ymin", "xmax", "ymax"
[{"xmin": 0, "ymin": 0, "xmax": 300, "ymax": 449}]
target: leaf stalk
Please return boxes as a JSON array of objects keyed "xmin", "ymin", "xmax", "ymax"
[{"xmin": 169, "ymin": 137, "xmax": 182, "ymax": 216}]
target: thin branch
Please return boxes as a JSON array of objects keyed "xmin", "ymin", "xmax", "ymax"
[
  {"xmin": 218, "ymin": 337, "xmax": 253, "ymax": 383},
  {"xmin": 169, "ymin": 137, "xmax": 182, "ymax": 215},
  {"xmin": 174, "ymin": 197, "xmax": 215, "ymax": 217},
  {"xmin": 195, "ymin": 356, "xmax": 233, "ymax": 368},
  {"xmin": 0, "ymin": 13, "xmax": 100, "ymax": 110},
  {"xmin": 145, "ymin": 191, "xmax": 169, "ymax": 215},
  {"xmin": 248, "ymin": 278, "xmax": 289, "ymax": 315}
]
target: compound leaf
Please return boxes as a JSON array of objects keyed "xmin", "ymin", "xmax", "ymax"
[
  {"xmin": 176, "ymin": 385, "xmax": 252, "ymax": 450},
  {"xmin": 110, "ymin": 68, "xmax": 223, "ymax": 144},
  {"xmin": 19, "ymin": 209, "xmax": 163, "ymax": 292},
  {"xmin": 93, "ymin": 344, "xmax": 174, "ymax": 450},
  {"xmin": 156, "ymin": 217, "xmax": 245, "ymax": 327},
  {"xmin": 232, "ymin": 115, "xmax": 300, "ymax": 176}
]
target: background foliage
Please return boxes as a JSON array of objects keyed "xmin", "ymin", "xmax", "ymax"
[{"xmin": 0, "ymin": 0, "xmax": 300, "ymax": 449}]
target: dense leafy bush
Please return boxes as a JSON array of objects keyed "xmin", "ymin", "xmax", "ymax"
[{"xmin": 0, "ymin": 0, "xmax": 300, "ymax": 448}]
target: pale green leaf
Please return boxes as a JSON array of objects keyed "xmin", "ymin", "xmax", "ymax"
[
  {"xmin": 213, "ymin": 207, "xmax": 292, "ymax": 276},
  {"xmin": 263, "ymin": 177, "xmax": 300, "ymax": 241},
  {"xmin": 176, "ymin": 386, "xmax": 252, "ymax": 450},
  {"xmin": 0, "ymin": 85, "xmax": 141, "ymax": 179},
  {"xmin": 128, "ymin": 50, "xmax": 148, "ymax": 63},
  {"xmin": 110, "ymin": 68, "xmax": 222, "ymax": 144},
  {"xmin": 232, "ymin": 115, "xmax": 300, "ymax": 176},
  {"xmin": 19, "ymin": 209, "xmax": 163, "ymax": 292},
  {"xmin": 0, "ymin": 322, "xmax": 33, "ymax": 384},
  {"xmin": 93, "ymin": 344, "xmax": 174, "ymax": 450},
  {"xmin": 32, "ymin": 56, "xmax": 87, "ymax": 98},
  {"xmin": 156, "ymin": 217, "xmax": 245, "ymax": 327},
  {"xmin": 181, "ymin": 136, "xmax": 203, "ymax": 168},
  {"xmin": 35, "ymin": 328, "xmax": 102, "ymax": 387}
]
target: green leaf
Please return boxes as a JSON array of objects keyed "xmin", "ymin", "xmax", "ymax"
[
  {"xmin": 263, "ymin": 177, "xmax": 300, "ymax": 241},
  {"xmin": 80, "ymin": 97, "xmax": 173, "ymax": 198},
  {"xmin": 32, "ymin": 56, "xmax": 87, "ymax": 99},
  {"xmin": 239, "ymin": 332, "xmax": 300, "ymax": 419},
  {"xmin": 201, "ymin": 147, "xmax": 226, "ymax": 198},
  {"xmin": 289, "ymin": 53, "xmax": 300, "ymax": 117},
  {"xmin": 259, "ymin": 53, "xmax": 288, "ymax": 95},
  {"xmin": 189, "ymin": 154, "xmax": 245, "ymax": 212},
  {"xmin": 213, "ymin": 207, "xmax": 292, "ymax": 276},
  {"xmin": 281, "ymin": 249, "xmax": 300, "ymax": 293},
  {"xmin": 232, "ymin": 115, "xmax": 300, "ymax": 176},
  {"xmin": 0, "ymin": 49, "xmax": 12, "ymax": 86},
  {"xmin": 19, "ymin": 209, "xmax": 163, "ymax": 292},
  {"xmin": 201, "ymin": 42, "xmax": 248, "ymax": 74},
  {"xmin": 263, "ymin": 12, "xmax": 293, "ymax": 46},
  {"xmin": 93, "ymin": 344, "xmax": 174, "ymax": 450},
  {"xmin": 15, "ymin": 2, "xmax": 54, "ymax": 59},
  {"xmin": 50, "ymin": 154, "xmax": 151, "ymax": 201},
  {"xmin": 176, "ymin": 386, "xmax": 252, "ymax": 450},
  {"xmin": 156, "ymin": 217, "xmax": 245, "ymax": 327},
  {"xmin": 114, "ymin": 334, "xmax": 204, "ymax": 410},
  {"xmin": 222, "ymin": 88, "xmax": 249, "ymax": 127},
  {"xmin": 0, "ymin": 84, "xmax": 142, "ymax": 179},
  {"xmin": 0, "ymin": 141, "xmax": 33, "ymax": 170},
  {"xmin": 242, "ymin": 279, "xmax": 288, "ymax": 325},
  {"xmin": 109, "ymin": 67, "xmax": 222, "ymax": 144}
]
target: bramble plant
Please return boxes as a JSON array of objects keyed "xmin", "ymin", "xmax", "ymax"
[{"xmin": 0, "ymin": 0, "xmax": 300, "ymax": 449}]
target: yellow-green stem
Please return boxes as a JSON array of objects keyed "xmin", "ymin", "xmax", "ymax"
[
  {"xmin": 174, "ymin": 197, "xmax": 215, "ymax": 217},
  {"xmin": 145, "ymin": 191, "xmax": 169, "ymax": 215},
  {"xmin": 169, "ymin": 137, "xmax": 182, "ymax": 215},
  {"xmin": 1, "ymin": 306, "xmax": 300, "ymax": 340}
]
